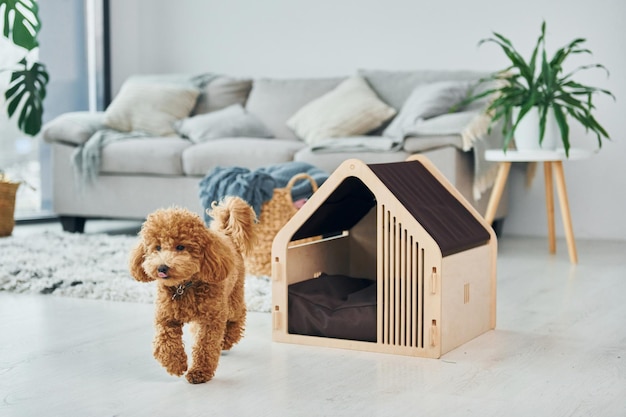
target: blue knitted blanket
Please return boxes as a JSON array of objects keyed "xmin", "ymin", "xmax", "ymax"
[{"xmin": 198, "ymin": 161, "xmax": 329, "ymax": 223}]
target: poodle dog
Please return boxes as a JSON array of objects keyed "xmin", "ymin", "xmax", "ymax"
[{"xmin": 129, "ymin": 197, "xmax": 256, "ymax": 384}]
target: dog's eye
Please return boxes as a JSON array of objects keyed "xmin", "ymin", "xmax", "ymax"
[
  {"xmin": 155, "ymin": 245, "xmax": 161, "ymax": 251},
  {"xmin": 176, "ymin": 245, "xmax": 185, "ymax": 251}
]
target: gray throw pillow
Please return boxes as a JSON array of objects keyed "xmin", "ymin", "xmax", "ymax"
[
  {"xmin": 192, "ymin": 76, "xmax": 253, "ymax": 115},
  {"xmin": 383, "ymin": 81, "xmax": 471, "ymax": 139},
  {"xmin": 174, "ymin": 104, "xmax": 273, "ymax": 143},
  {"xmin": 358, "ymin": 69, "xmax": 487, "ymax": 110}
]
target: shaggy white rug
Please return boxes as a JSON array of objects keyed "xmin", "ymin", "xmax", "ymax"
[{"xmin": 0, "ymin": 230, "xmax": 271, "ymax": 312}]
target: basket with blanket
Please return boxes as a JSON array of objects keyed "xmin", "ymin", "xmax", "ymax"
[
  {"xmin": 198, "ymin": 161, "xmax": 329, "ymax": 276},
  {"xmin": 247, "ymin": 172, "xmax": 319, "ymax": 275}
]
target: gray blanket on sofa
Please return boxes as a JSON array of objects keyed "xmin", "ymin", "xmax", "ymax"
[{"xmin": 71, "ymin": 129, "xmax": 152, "ymax": 187}]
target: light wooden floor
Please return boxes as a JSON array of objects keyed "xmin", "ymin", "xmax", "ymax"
[{"xmin": 1, "ymin": 224, "xmax": 625, "ymax": 416}]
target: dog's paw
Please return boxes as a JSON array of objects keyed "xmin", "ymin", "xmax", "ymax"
[
  {"xmin": 154, "ymin": 344, "xmax": 188, "ymax": 376},
  {"xmin": 221, "ymin": 339, "xmax": 235, "ymax": 351},
  {"xmin": 165, "ymin": 360, "xmax": 188, "ymax": 377},
  {"xmin": 222, "ymin": 321, "xmax": 244, "ymax": 350},
  {"xmin": 186, "ymin": 368, "xmax": 214, "ymax": 384}
]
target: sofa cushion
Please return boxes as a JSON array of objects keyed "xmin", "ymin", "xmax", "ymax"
[
  {"xmin": 358, "ymin": 69, "xmax": 488, "ymax": 110},
  {"xmin": 182, "ymin": 138, "xmax": 307, "ymax": 176},
  {"xmin": 99, "ymin": 137, "xmax": 192, "ymax": 176},
  {"xmin": 286, "ymin": 76, "xmax": 396, "ymax": 145},
  {"xmin": 245, "ymin": 77, "xmax": 345, "ymax": 140},
  {"xmin": 192, "ymin": 76, "xmax": 253, "ymax": 115},
  {"xmin": 41, "ymin": 111, "xmax": 106, "ymax": 145},
  {"xmin": 174, "ymin": 104, "xmax": 273, "ymax": 142},
  {"xmin": 383, "ymin": 80, "xmax": 471, "ymax": 138},
  {"xmin": 103, "ymin": 82, "xmax": 199, "ymax": 136}
]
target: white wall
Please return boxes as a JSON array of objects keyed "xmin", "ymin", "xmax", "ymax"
[
  {"xmin": 38, "ymin": 0, "xmax": 89, "ymax": 212},
  {"xmin": 109, "ymin": 0, "xmax": 626, "ymax": 241}
]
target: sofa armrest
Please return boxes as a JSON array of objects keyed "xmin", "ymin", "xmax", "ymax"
[{"xmin": 41, "ymin": 111, "xmax": 106, "ymax": 146}]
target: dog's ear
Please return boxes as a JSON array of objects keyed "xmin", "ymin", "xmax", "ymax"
[
  {"xmin": 198, "ymin": 230, "xmax": 236, "ymax": 283},
  {"xmin": 129, "ymin": 241, "xmax": 154, "ymax": 282}
]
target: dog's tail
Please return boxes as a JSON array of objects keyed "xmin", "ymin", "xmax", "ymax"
[{"xmin": 208, "ymin": 196, "xmax": 257, "ymax": 256}]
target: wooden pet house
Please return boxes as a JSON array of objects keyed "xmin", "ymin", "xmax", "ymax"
[{"xmin": 271, "ymin": 156, "xmax": 497, "ymax": 358}]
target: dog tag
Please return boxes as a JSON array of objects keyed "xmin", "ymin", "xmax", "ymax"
[{"xmin": 172, "ymin": 285, "xmax": 185, "ymax": 300}]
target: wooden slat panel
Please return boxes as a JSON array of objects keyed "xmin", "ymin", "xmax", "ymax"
[
  {"xmin": 382, "ymin": 207, "xmax": 389, "ymax": 345},
  {"xmin": 394, "ymin": 218, "xmax": 400, "ymax": 346}
]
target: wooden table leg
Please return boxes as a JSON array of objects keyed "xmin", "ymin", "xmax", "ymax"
[
  {"xmin": 553, "ymin": 161, "xmax": 578, "ymax": 264},
  {"xmin": 544, "ymin": 162, "xmax": 556, "ymax": 254},
  {"xmin": 484, "ymin": 162, "xmax": 511, "ymax": 225}
]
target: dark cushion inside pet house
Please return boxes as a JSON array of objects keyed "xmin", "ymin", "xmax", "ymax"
[{"xmin": 271, "ymin": 156, "xmax": 497, "ymax": 358}]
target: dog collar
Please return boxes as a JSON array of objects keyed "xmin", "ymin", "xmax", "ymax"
[{"xmin": 171, "ymin": 281, "xmax": 193, "ymax": 300}]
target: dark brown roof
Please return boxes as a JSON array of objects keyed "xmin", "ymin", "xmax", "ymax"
[
  {"xmin": 368, "ymin": 160, "xmax": 490, "ymax": 256},
  {"xmin": 291, "ymin": 160, "xmax": 490, "ymax": 256}
]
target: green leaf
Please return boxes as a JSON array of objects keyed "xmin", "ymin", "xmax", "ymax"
[
  {"xmin": 527, "ymin": 23, "xmax": 545, "ymax": 84},
  {"xmin": 481, "ymin": 35, "xmax": 534, "ymax": 84},
  {"xmin": 584, "ymin": 112, "xmax": 609, "ymax": 138},
  {"xmin": 561, "ymin": 64, "xmax": 610, "ymax": 84},
  {"xmin": 538, "ymin": 105, "xmax": 548, "ymax": 145},
  {"xmin": 563, "ymin": 80, "xmax": 615, "ymax": 101},
  {"xmin": 540, "ymin": 48, "xmax": 555, "ymax": 96},
  {"xmin": 5, "ymin": 58, "xmax": 49, "ymax": 136},
  {"xmin": 552, "ymin": 103, "xmax": 570, "ymax": 156},
  {"xmin": 1, "ymin": 0, "xmax": 41, "ymax": 50},
  {"xmin": 550, "ymin": 38, "xmax": 588, "ymax": 69},
  {"xmin": 449, "ymin": 83, "xmax": 499, "ymax": 111},
  {"xmin": 555, "ymin": 93, "xmax": 587, "ymax": 109}
]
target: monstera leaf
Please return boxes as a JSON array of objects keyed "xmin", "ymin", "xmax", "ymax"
[
  {"xmin": 5, "ymin": 58, "xmax": 48, "ymax": 135},
  {"xmin": 1, "ymin": 0, "xmax": 49, "ymax": 136},
  {"xmin": 1, "ymin": 0, "xmax": 41, "ymax": 50}
]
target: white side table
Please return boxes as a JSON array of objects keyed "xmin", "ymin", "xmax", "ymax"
[{"xmin": 484, "ymin": 148, "xmax": 593, "ymax": 264}]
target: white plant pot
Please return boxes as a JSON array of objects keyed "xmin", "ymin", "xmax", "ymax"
[{"xmin": 512, "ymin": 107, "xmax": 559, "ymax": 151}]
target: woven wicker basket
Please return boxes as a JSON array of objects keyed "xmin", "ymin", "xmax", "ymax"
[
  {"xmin": 0, "ymin": 178, "xmax": 20, "ymax": 237},
  {"xmin": 245, "ymin": 173, "xmax": 318, "ymax": 276}
]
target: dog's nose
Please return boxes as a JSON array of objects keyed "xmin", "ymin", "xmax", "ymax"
[{"xmin": 157, "ymin": 265, "xmax": 169, "ymax": 278}]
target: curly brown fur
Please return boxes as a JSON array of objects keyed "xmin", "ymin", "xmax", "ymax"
[{"xmin": 129, "ymin": 197, "xmax": 256, "ymax": 384}]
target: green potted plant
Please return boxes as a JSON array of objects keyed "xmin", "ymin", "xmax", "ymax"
[
  {"xmin": 1, "ymin": 0, "xmax": 49, "ymax": 136},
  {"xmin": 461, "ymin": 21, "xmax": 614, "ymax": 156}
]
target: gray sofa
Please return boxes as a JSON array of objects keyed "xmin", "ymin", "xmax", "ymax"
[{"xmin": 41, "ymin": 69, "xmax": 507, "ymax": 233}]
